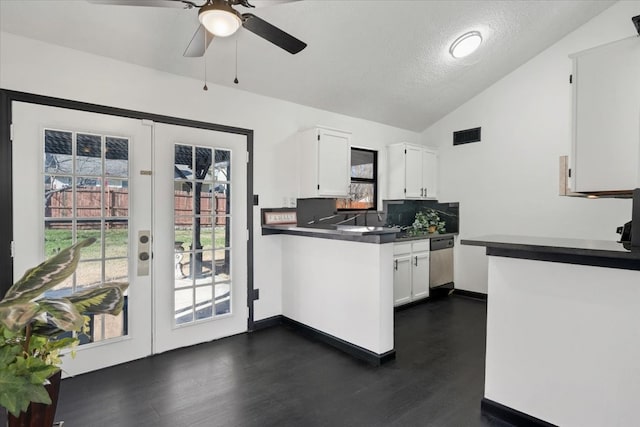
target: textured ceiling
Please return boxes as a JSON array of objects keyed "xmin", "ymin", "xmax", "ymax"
[{"xmin": 0, "ymin": 0, "xmax": 616, "ymax": 132}]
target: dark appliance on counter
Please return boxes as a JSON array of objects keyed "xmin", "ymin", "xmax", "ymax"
[
  {"xmin": 617, "ymin": 221, "xmax": 632, "ymax": 244},
  {"xmin": 430, "ymin": 236, "xmax": 454, "ymax": 288},
  {"xmin": 617, "ymin": 188, "xmax": 640, "ymax": 249}
]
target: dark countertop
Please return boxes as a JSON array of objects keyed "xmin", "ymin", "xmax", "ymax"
[
  {"xmin": 462, "ymin": 234, "xmax": 640, "ymax": 271},
  {"xmin": 395, "ymin": 232, "xmax": 459, "ymax": 242},
  {"xmin": 262, "ymin": 225, "xmax": 399, "ymax": 244},
  {"xmin": 262, "ymin": 225, "xmax": 459, "ymax": 244}
]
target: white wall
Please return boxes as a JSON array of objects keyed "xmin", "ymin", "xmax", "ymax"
[
  {"xmin": 422, "ymin": 1, "xmax": 639, "ymax": 293},
  {"xmin": 0, "ymin": 32, "xmax": 422, "ymax": 321}
]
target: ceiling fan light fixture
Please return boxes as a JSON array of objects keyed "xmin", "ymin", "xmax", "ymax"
[
  {"xmin": 199, "ymin": 1, "xmax": 242, "ymax": 38},
  {"xmin": 449, "ymin": 31, "xmax": 482, "ymax": 58}
]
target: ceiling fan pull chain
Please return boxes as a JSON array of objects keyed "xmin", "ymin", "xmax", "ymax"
[
  {"xmin": 203, "ymin": 58, "xmax": 208, "ymax": 91},
  {"xmin": 203, "ymin": 31, "xmax": 209, "ymax": 91},
  {"xmin": 234, "ymin": 39, "xmax": 239, "ymax": 84}
]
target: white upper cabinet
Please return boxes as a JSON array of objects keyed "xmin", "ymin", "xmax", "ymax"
[
  {"xmin": 570, "ymin": 36, "xmax": 640, "ymax": 193},
  {"xmin": 298, "ymin": 127, "xmax": 351, "ymax": 198},
  {"xmin": 387, "ymin": 143, "xmax": 438, "ymax": 200}
]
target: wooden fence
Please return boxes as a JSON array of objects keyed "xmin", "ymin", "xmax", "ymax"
[{"xmin": 45, "ymin": 187, "xmax": 227, "ymax": 225}]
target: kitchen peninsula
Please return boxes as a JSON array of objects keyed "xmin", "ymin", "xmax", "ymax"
[
  {"xmin": 462, "ymin": 234, "xmax": 640, "ymax": 427},
  {"xmin": 263, "ymin": 224, "xmax": 399, "ymax": 365}
]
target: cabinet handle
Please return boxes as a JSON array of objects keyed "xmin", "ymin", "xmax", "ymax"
[
  {"xmin": 394, "ymin": 259, "xmax": 398, "ymax": 271},
  {"xmin": 414, "ymin": 256, "xmax": 418, "ymax": 266}
]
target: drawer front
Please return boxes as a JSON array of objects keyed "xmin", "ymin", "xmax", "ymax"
[
  {"xmin": 393, "ymin": 243, "xmax": 412, "ymax": 255},
  {"xmin": 412, "ymin": 240, "xmax": 430, "ymax": 252}
]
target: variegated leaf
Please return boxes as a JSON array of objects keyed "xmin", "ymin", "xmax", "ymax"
[
  {"xmin": 36, "ymin": 299, "xmax": 84, "ymax": 332},
  {"xmin": 3, "ymin": 238, "xmax": 96, "ymax": 304},
  {"xmin": 67, "ymin": 283, "xmax": 128, "ymax": 316},
  {"xmin": 0, "ymin": 302, "xmax": 39, "ymax": 332}
]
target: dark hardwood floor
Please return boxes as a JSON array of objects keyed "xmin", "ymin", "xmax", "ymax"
[{"xmin": 43, "ymin": 296, "xmax": 509, "ymax": 426}]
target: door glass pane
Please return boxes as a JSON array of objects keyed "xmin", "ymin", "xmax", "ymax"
[
  {"xmin": 175, "ymin": 145, "xmax": 193, "ymax": 180},
  {"xmin": 175, "ymin": 217, "xmax": 194, "ymax": 251},
  {"xmin": 105, "ymin": 180, "xmax": 128, "ymax": 218},
  {"xmin": 105, "ymin": 223, "xmax": 128, "ymax": 258},
  {"xmin": 195, "ymin": 286, "xmax": 213, "ymax": 320},
  {"xmin": 174, "ymin": 143, "xmax": 231, "ymax": 325},
  {"xmin": 196, "ymin": 182, "xmax": 214, "ymax": 217},
  {"xmin": 105, "ymin": 258, "xmax": 128, "ymax": 282},
  {"xmin": 175, "ymin": 288, "xmax": 194, "ymax": 325},
  {"xmin": 76, "ymin": 134, "xmax": 102, "ymax": 175},
  {"xmin": 195, "ymin": 222, "xmax": 214, "ymax": 251},
  {"xmin": 45, "ymin": 175, "xmax": 73, "ymax": 218},
  {"xmin": 105, "ymin": 137, "xmax": 128, "ymax": 177},
  {"xmin": 41, "ymin": 129, "xmax": 130, "ymax": 344},
  {"xmin": 213, "ymin": 149, "xmax": 231, "ymax": 182},
  {"xmin": 44, "ymin": 130, "xmax": 72, "ymax": 174},
  {"xmin": 214, "ymin": 184, "xmax": 230, "ymax": 215},
  {"xmin": 215, "ymin": 217, "xmax": 230, "ymax": 249},
  {"xmin": 215, "ymin": 249, "xmax": 231, "ymax": 283},
  {"xmin": 76, "ymin": 177, "xmax": 102, "ymax": 217},
  {"xmin": 195, "ymin": 147, "xmax": 213, "ymax": 181},
  {"xmin": 214, "ymin": 284, "xmax": 230, "ymax": 315},
  {"xmin": 77, "ymin": 220, "xmax": 102, "ymax": 260}
]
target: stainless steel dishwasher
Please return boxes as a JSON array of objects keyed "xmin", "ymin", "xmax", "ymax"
[{"xmin": 430, "ymin": 236, "xmax": 454, "ymax": 288}]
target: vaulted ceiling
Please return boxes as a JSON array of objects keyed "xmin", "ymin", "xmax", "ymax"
[{"xmin": 0, "ymin": 0, "xmax": 615, "ymax": 131}]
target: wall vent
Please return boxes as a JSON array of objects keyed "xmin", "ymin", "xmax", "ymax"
[{"xmin": 453, "ymin": 127, "xmax": 481, "ymax": 146}]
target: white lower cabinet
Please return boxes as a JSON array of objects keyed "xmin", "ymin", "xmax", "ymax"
[{"xmin": 393, "ymin": 241, "xmax": 430, "ymax": 306}]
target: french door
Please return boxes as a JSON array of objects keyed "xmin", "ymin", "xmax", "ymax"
[
  {"xmin": 153, "ymin": 123, "xmax": 247, "ymax": 353},
  {"xmin": 11, "ymin": 102, "xmax": 247, "ymax": 375}
]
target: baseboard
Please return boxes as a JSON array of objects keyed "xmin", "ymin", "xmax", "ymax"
[
  {"xmin": 452, "ymin": 289, "xmax": 487, "ymax": 301},
  {"xmin": 481, "ymin": 398, "xmax": 558, "ymax": 427},
  {"xmin": 282, "ymin": 316, "xmax": 396, "ymax": 366},
  {"xmin": 251, "ymin": 315, "xmax": 283, "ymax": 331}
]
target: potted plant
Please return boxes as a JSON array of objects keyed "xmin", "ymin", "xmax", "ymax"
[
  {"xmin": 410, "ymin": 209, "xmax": 446, "ymax": 235},
  {"xmin": 0, "ymin": 238, "xmax": 128, "ymax": 426}
]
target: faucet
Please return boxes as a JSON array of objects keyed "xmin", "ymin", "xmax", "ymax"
[{"xmin": 306, "ymin": 214, "xmax": 339, "ymax": 225}]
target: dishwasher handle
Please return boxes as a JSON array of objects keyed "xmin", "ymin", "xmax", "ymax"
[{"xmin": 431, "ymin": 237, "xmax": 454, "ymax": 251}]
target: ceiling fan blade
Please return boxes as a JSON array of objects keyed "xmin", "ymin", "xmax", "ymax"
[
  {"xmin": 241, "ymin": 13, "xmax": 306, "ymax": 54},
  {"xmin": 86, "ymin": 0, "xmax": 189, "ymax": 8},
  {"xmin": 183, "ymin": 25, "xmax": 214, "ymax": 57},
  {"xmin": 234, "ymin": 0, "xmax": 299, "ymax": 8}
]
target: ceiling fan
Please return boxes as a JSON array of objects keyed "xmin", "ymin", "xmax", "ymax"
[{"xmin": 87, "ymin": 0, "xmax": 307, "ymax": 57}]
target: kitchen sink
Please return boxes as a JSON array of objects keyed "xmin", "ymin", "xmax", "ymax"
[{"xmin": 333, "ymin": 225, "xmax": 399, "ymax": 234}]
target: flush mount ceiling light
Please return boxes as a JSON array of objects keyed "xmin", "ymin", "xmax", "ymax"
[
  {"xmin": 449, "ymin": 31, "xmax": 483, "ymax": 58},
  {"xmin": 198, "ymin": 0, "xmax": 242, "ymax": 37}
]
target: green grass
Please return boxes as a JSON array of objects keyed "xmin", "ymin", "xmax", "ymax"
[{"xmin": 45, "ymin": 225, "xmax": 228, "ymax": 259}]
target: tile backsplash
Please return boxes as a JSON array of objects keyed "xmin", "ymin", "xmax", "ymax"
[
  {"xmin": 383, "ymin": 200, "xmax": 459, "ymax": 233},
  {"xmin": 294, "ymin": 198, "xmax": 459, "ymax": 233}
]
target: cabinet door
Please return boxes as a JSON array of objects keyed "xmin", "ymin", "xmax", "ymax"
[
  {"xmin": 405, "ymin": 145, "xmax": 423, "ymax": 198},
  {"xmin": 411, "ymin": 251, "xmax": 430, "ymax": 300},
  {"xmin": 393, "ymin": 255, "xmax": 412, "ymax": 306},
  {"xmin": 571, "ymin": 37, "xmax": 640, "ymax": 192},
  {"xmin": 422, "ymin": 149, "xmax": 438, "ymax": 199},
  {"xmin": 317, "ymin": 128, "xmax": 351, "ymax": 196}
]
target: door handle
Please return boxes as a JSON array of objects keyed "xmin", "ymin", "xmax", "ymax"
[
  {"xmin": 394, "ymin": 259, "xmax": 398, "ymax": 271},
  {"xmin": 414, "ymin": 256, "xmax": 418, "ymax": 266},
  {"xmin": 138, "ymin": 230, "xmax": 151, "ymax": 276}
]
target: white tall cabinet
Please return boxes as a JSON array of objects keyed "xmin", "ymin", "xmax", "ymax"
[
  {"xmin": 569, "ymin": 36, "xmax": 640, "ymax": 193},
  {"xmin": 393, "ymin": 240, "xmax": 430, "ymax": 306},
  {"xmin": 298, "ymin": 127, "xmax": 351, "ymax": 198},
  {"xmin": 387, "ymin": 143, "xmax": 438, "ymax": 199}
]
